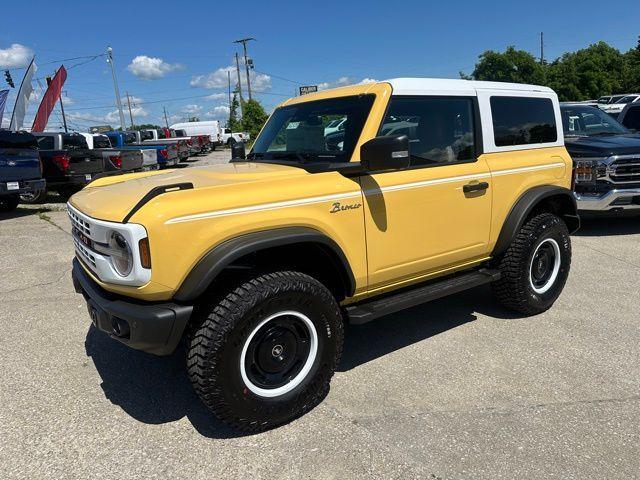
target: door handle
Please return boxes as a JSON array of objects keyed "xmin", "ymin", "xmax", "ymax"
[{"xmin": 463, "ymin": 181, "xmax": 489, "ymax": 193}]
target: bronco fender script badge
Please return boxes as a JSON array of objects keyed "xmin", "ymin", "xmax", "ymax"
[{"xmin": 330, "ymin": 202, "xmax": 362, "ymax": 213}]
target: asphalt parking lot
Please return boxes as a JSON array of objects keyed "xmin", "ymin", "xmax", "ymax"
[{"xmin": 1, "ymin": 150, "xmax": 639, "ymax": 479}]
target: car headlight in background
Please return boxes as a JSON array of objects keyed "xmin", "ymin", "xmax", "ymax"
[{"xmin": 575, "ymin": 160, "xmax": 597, "ymax": 183}]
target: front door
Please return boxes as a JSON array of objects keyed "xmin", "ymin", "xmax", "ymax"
[{"xmin": 362, "ymin": 95, "xmax": 492, "ymax": 292}]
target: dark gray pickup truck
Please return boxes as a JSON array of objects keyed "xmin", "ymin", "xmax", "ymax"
[{"xmin": 0, "ymin": 130, "xmax": 45, "ymax": 212}]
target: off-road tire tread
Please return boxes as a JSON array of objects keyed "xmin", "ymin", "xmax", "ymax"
[
  {"xmin": 187, "ymin": 271, "xmax": 344, "ymax": 433},
  {"xmin": 492, "ymin": 213, "xmax": 570, "ymax": 315}
]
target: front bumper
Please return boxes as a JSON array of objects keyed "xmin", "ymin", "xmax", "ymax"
[
  {"xmin": 0, "ymin": 178, "xmax": 46, "ymax": 195},
  {"xmin": 574, "ymin": 188, "xmax": 640, "ymax": 212},
  {"xmin": 72, "ymin": 258, "xmax": 193, "ymax": 356}
]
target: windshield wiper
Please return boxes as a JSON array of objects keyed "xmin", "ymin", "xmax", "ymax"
[
  {"xmin": 588, "ymin": 132, "xmax": 619, "ymax": 136},
  {"xmin": 271, "ymin": 152, "xmax": 313, "ymax": 163}
]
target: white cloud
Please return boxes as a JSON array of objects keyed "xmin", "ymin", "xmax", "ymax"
[
  {"xmin": 127, "ymin": 55, "xmax": 183, "ymax": 80},
  {"xmin": 190, "ymin": 65, "xmax": 271, "ymax": 92},
  {"xmin": 204, "ymin": 105, "xmax": 230, "ymax": 121},
  {"xmin": 205, "ymin": 92, "xmax": 227, "ymax": 101},
  {"xmin": 181, "ymin": 104, "xmax": 202, "ymax": 115},
  {"xmin": 317, "ymin": 77, "xmax": 379, "ymax": 90},
  {"xmin": 0, "ymin": 43, "xmax": 33, "ymax": 69}
]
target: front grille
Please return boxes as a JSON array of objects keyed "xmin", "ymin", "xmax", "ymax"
[
  {"xmin": 610, "ymin": 157, "xmax": 640, "ymax": 183},
  {"xmin": 68, "ymin": 209, "xmax": 91, "ymax": 236},
  {"xmin": 72, "ymin": 236, "xmax": 96, "ymax": 268}
]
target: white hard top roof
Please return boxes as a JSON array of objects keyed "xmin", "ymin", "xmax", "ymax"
[{"xmin": 385, "ymin": 78, "xmax": 554, "ymax": 96}]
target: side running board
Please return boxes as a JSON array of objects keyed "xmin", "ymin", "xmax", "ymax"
[{"xmin": 344, "ymin": 268, "xmax": 501, "ymax": 325}]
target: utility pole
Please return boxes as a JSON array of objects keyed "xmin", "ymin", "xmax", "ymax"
[
  {"xmin": 163, "ymin": 106, "xmax": 169, "ymax": 128},
  {"xmin": 233, "ymin": 37, "xmax": 255, "ymax": 101},
  {"xmin": 59, "ymin": 92, "xmax": 68, "ymax": 133},
  {"xmin": 125, "ymin": 91, "xmax": 135, "ymax": 129},
  {"xmin": 540, "ymin": 32, "xmax": 544, "ymax": 65},
  {"xmin": 235, "ymin": 53, "xmax": 244, "ymax": 117},
  {"xmin": 227, "ymin": 70, "xmax": 232, "ymax": 125},
  {"xmin": 106, "ymin": 46, "xmax": 126, "ymax": 131}
]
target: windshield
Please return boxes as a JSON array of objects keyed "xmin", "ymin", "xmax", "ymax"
[
  {"xmin": 597, "ymin": 96, "xmax": 611, "ymax": 104},
  {"xmin": 617, "ymin": 95, "xmax": 639, "ymax": 105},
  {"xmin": 93, "ymin": 135, "xmax": 112, "ymax": 149},
  {"xmin": 561, "ymin": 105, "xmax": 629, "ymax": 136},
  {"xmin": 249, "ymin": 94, "xmax": 375, "ymax": 164},
  {"xmin": 62, "ymin": 134, "xmax": 88, "ymax": 149},
  {"xmin": 0, "ymin": 130, "xmax": 37, "ymax": 149},
  {"xmin": 123, "ymin": 133, "xmax": 137, "ymax": 145},
  {"xmin": 610, "ymin": 95, "xmax": 626, "ymax": 104}
]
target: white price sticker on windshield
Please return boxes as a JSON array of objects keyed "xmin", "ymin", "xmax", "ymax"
[{"xmin": 7, "ymin": 182, "xmax": 19, "ymax": 191}]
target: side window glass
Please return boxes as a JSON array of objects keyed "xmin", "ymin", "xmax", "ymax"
[
  {"xmin": 36, "ymin": 136, "xmax": 54, "ymax": 149},
  {"xmin": 379, "ymin": 97, "xmax": 476, "ymax": 167},
  {"xmin": 490, "ymin": 96, "xmax": 557, "ymax": 146}
]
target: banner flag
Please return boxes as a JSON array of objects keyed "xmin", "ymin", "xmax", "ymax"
[
  {"xmin": 9, "ymin": 57, "xmax": 37, "ymax": 131},
  {"xmin": 0, "ymin": 89, "xmax": 8, "ymax": 126},
  {"xmin": 31, "ymin": 65, "xmax": 67, "ymax": 132}
]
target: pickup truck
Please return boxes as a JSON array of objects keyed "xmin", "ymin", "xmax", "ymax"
[
  {"xmin": 26, "ymin": 132, "xmax": 105, "ymax": 202},
  {"xmin": 140, "ymin": 129, "xmax": 191, "ymax": 161},
  {"xmin": 171, "ymin": 128, "xmax": 214, "ymax": 156},
  {"xmin": 0, "ymin": 130, "xmax": 46, "ymax": 212},
  {"xmin": 106, "ymin": 132, "xmax": 179, "ymax": 169},
  {"xmin": 220, "ymin": 127, "xmax": 249, "ymax": 146},
  {"xmin": 561, "ymin": 103, "xmax": 640, "ymax": 214},
  {"xmin": 79, "ymin": 133, "xmax": 158, "ymax": 173}
]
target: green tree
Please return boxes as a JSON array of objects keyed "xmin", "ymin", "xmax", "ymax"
[
  {"xmin": 241, "ymin": 98, "xmax": 268, "ymax": 140},
  {"xmin": 129, "ymin": 123, "xmax": 162, "ymax": 131},
  {"xmin": 188, "ymin": 116, "xmax": 200, "ymax": 122},
  {"xmin": 464, "ymin": 46, "xmax": 545, "ymax": 85},
  {"xmin": 547, "ymin": 41, "xmax": 625, "ymax": 101},
  {"xmin": 622, "ymin": 36, "xmax": 640, "ymax": 92},
  {"xmin": 226, "ymin": 92, "xmax": 242, "ymax": 131}
]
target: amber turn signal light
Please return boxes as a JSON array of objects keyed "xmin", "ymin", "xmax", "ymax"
[{"xmin": 138, "ymin": 238, "xmax": 151, "ymax": 269}]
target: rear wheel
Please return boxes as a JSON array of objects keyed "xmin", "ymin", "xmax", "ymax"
[
  {"xmin": 187, "ymin": 271, "xmax": 344, "ymax": 432},
  {"xmin": 0, "ymin": 195, "xmax": 20, "ymax": 212},
  {"xmin": 19, "ymin": 189, "xmax": 48, "ymax": 204},
  {"xmin": 492, "ymin": 213, "xmax": 571, "ymax": 315}
]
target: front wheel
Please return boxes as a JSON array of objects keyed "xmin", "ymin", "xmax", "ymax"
[
  {"xmin": 19, "ymin": 189, "xmax": 48, "ymax": 204},
  {"xmin": 187, "ymin": 271, "xmax": 344, "ymax": 432},
  {"xmin": 492, "ymin": 213, "xmax": 571, "ymax": 315}
]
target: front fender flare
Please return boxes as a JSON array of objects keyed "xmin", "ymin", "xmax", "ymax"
[{"xmin": 173, "ymin": 227, "xmax": 356, "ymax": 302}]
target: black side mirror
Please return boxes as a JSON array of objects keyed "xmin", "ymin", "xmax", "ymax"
[
  {"xmin": 360, "ymin": 134, "xmax": 410, "ymax": 172},
  {"xmin": 231, "ymin": 141, "xmax": 246, "ymax": 161}
]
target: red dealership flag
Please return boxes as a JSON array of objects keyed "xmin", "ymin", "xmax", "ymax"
[{"xmin": 31, "ymin": 65, "xmax": 67, "ymax": 132}]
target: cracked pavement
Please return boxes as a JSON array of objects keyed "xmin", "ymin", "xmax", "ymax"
[{"xmin": 1, "ymin": 150, "xmax": 639, "ymax": 479}]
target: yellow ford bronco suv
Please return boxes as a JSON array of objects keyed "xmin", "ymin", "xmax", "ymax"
[{"xmin": 70, "ymin": 78, "xmax": 579, "ymax": 431}]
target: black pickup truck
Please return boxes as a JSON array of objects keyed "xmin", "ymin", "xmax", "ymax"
[
  {"xmin": 0, "ymin": 130, "xmax": 46, "ymax": 212},
  {"xmin": 560, "ymin": 103, "xmax": 640, "ymax": 215},
  {"xmin": 25, "ymin": 132, "xmax": 105, "ymax": 203}
]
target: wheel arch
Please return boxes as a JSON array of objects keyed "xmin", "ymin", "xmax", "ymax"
[
  {"xmin": 173, "ymin": 227, "xmax": 356, "ymax": 302},
  {"xmin": 492, "ymin": 185, "xmax": 580, "ymax": 258}
]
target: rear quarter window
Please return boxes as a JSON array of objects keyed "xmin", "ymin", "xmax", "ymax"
[
  {"xmin": 490, "ymin": 96, "xmax": 557, "ymax": 147},
  {"xmin": 35, "ymin": 136, "xmax": 55, "ymax": 150},
  {"xmin": 622, "ymin": 107, "xmax": 640, "ymax": 131}
]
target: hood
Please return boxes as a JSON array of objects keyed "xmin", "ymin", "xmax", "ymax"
[
  {"xmin": 69, "ymin": 162, "xmax": 308, "ymax": 222},
  {"xmin": 564, "ymin": 134, "xmax": 640, "ymax": 158}
]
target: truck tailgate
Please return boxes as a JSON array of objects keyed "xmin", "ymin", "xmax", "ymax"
[
  {"xmin": 68, "ymin": 149, "xmax": 104, "ymax": 175},
  {"xmin": 0, "ymin": 149, "xmax": 41, "ymax": 182}
]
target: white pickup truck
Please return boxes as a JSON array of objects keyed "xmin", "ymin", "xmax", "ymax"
[{"xmin": 220, "ymin": 127, "xmax": 249, "ymax": 145}]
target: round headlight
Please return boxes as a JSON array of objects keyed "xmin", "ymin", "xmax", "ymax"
[{"xmin": 109, "ymin": 231, "xmax": 133, "ymax": 277}]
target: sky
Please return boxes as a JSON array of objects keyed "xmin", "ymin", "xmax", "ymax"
[{"xmin": 1, "ymin": 0, "xmax": 638, "ymax": 131}]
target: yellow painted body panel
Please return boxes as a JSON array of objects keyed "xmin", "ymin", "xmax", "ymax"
[{"xmin": 69, "ymin": 82, "xmax": 572, "ymax": 304}]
